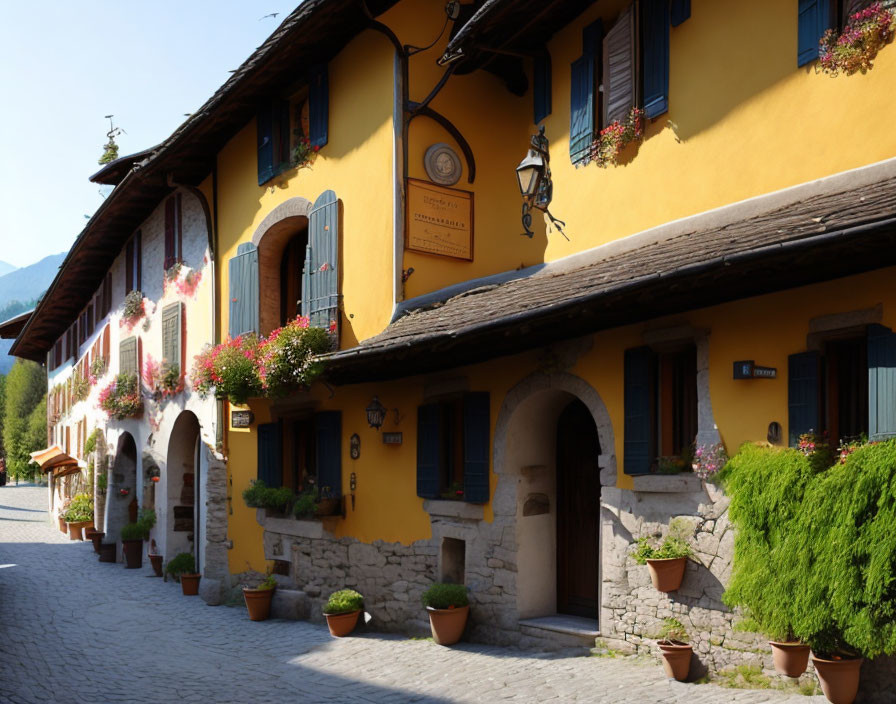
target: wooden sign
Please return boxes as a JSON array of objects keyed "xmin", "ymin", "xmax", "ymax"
[
  {"xmin": 231, "ymin": 410, "xmax": 254, "ymax": 428},
  {"xmin": 382, "ymin": 432, "xmax": 403, "ymax": 445},
  {"xmin": 733, "ymin": 361, "xmax": 777, "ymax": 379},
  {"xmin": 406, "ymin": 179, "xmax": 473, "ymax": 261}
]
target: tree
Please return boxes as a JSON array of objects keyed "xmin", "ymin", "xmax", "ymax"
[
  {"xmin": 3, "ymin": 359, "xmax": 46, "ymax": 480},
  {"xmin": 0, "ymin": 374, "xmax": 6, "ymax": 456}
]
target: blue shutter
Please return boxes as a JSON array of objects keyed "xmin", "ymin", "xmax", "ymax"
[
  {"xmin": 309, "ymin": 64, "xmax": 329, "ymax": 149},
  {"xmin": 303, "ymin": 190, "xmax": 339, "ymax": 341},
  {"xmin": 276, "ymin": 99, "xmax": 291, "ymax": 171},
  {"xmin": 257, "ymin": 104, "xmax": 275, "ymax": 185},
  {"xmin": 788, "ymin": 351, "xmax": 822, "ymax": 447},
  {"xmin": 671, "ymin": 0, "xmax": 690, "ymax": 26},
  {"xmin": 798, "ymin": 0, "xmax": 832, "ymax": 67},
  {"xmin": 868, "ymin": 325, "xmax": 896, "ymax": 441},
  {"xmin": 228, "ymin": 243, "xmax": 259, "ymax": 338},
  {"xmin": 314, "ymin": 411, "xmax": 342, "ymax": 497},
  {"xmin": 569, "ymin": 57, "xmax": 594, "ymax": 163},
  {"xmin": 642, "ymin": 0, "xmax": 670, "ymax": 119},
  {"xmin": 533, "ymin": 53, "xmax": 551, "ymax": 125},
  {"xmin": 257, "ymin": 421, "xmax": 282, "ymax": 487},
  {"xmin": 463, "ymin": 392, "xmax": 490, "ymax": 504},
  {"xmin": 624, "ymin": 346, "xmax": 655, "ymax": 475},
  {"xmin": 417, "ymin": 403, "xmax": 441, "ymax": 499}
]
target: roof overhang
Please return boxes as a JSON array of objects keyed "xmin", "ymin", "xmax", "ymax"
[{"xmin": 0, "ymin": 309, "xmax": 34, "ymax": 339}]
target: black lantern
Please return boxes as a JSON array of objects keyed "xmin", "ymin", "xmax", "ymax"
[
  {"xmin": 516, "ymin": 127, "xmax": 566, "ymax": 239},
  {"xmin": 516, "ymin": 149, "xmax": 544, "ymax": 201},
  {"xmin": 366, "ymin": 396, "xmax": 387, "ymax": 430}
]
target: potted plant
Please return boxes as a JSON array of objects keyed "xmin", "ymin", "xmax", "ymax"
[
  {"xmin": 243, "ymin": 574, "xmax": 277, "ymax": 621},
  {"xmin": 148, "ymin": 539, "xmax": 163, "ymax": 577},
  {"xmin": 120, "ymin": 509, "xmax": 155, "ymax": 569},
  {"xmin": 422, "ymin": 582, "xmax": 469, "ymax": 646},
  {"xmin": 89, "ymin": 530, "xmax": 106, "ymax": 554},
  {"xmin": 98, "ymin": 542, "xmax": 117, "ymax": 562},
  {"xmin": 656, "ymin": 619, "xmax": 692, "ymax": 681},
  {"xmin": 809, "ymin": 633, "xmax": 863, "ymax": 704},
  {"xmin": 315, "ymin": 486, "xmax": 340, "ymax": 517},
  {"xmin": 322, "ymin": 589, "xmax": 364, "ymax": 637},
  {"xmin": 242, "ymin": 479, "xmax": 295, "ymax": 516},
  {"xmin": 64, "ymin": 493, "xmax": 94, "ymax": 541},
  {"xmin": 166, "ymin": 553, "xmax": 200, "ymax": 595},
  {"xmin": 632, "ymin": 518, "xmax": 693, "ymax": 592},
  {"xmin": 767, "ymin": 628, "xmax": 811, "ymax": 678}
]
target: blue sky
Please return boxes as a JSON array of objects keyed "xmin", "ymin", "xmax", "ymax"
[{"xmin": 0, "ymin": 1, "xmax": 299, "ymax": 269}]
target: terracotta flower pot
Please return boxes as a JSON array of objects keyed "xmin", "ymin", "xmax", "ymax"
[
  {"xmin": 324, "ymin": 610, "xmax": 361, "ymax": 637},
  {"xmin": 57, "ymin": 515, "xmax": 68, "ymax": 533},
  {"xmin": 315, "ymin": 497, "xmax": 341, "ymax": 517},
  {"xmin": 811, "ymin": 654, "xmax": 863, "ymax": 704},
  {"xmin": 658, "ymin": 640, "xmax": 692, "ymax": 681},
  {"xmin": 148, "ymin": 553, "xmax": 164, "ymax": 577},
  {"xmin": 243, "ymin": 587, "xmax": 276, "ymax": 621},
  {"xmin": 98, "ymin": 542, "xmax": 117, "ymax": 563},
  {"xmin": 90, "ymin": 531, "xmax": 105, "ymax": 554},
  {"xmin": 122, "ymin": 539, "xmax": 143, "ymax": 569},
  {"xmin": 180, "ymin": 573, "xmax": 201, "ymax": 595},
  {"xmin": 646, "ymin": 557, "xmax": 687, "ymax": 592},
  {"xmin": 426, "ymin": 605, "xmax": 469, "ymax": 646},
  {"xmin": 770, "ymin": 641, "xmax": 811, "ymax": 678}
]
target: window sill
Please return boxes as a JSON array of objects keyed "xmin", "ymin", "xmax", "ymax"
[
  {"xmin": 255, "ymin": 508, "xmax": 326, "ymax": 539},
  {"xmin": 631, "ymin": 473, "xmax": 703, "ymax": 494},
  {"xmin": 423, "ymin": 499, "xmax": 484, "ymax": 521}
]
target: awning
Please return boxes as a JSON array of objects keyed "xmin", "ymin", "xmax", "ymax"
[{"xmin": 30, "ymin": 446, "xmax": 81, "ymax": 476}]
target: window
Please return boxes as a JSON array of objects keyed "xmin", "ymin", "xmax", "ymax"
[
  {"xmin": 102, "ymin": 272, "xmax": 112, "ymax": 317},
  {"xmin": 797, "ymin": 0, "xmax": 890, "ymax": 66},
  {"xmin": 53, "ymin": 339, "xmax": 62, "ymax": 370},
  {"xmin": 120, "ymin": 336, "xmax": 140, "ymax": 377},
  {"xmin": 624, "ymin": 344, "xmax": 698, "ymax": 475},
  {"xmin": 161, "ymin": 303, "xmax": 183, "ymax": 373},
  {"xmin": 164, "ymin": 195, "xmax": 183, "ymax": 270},
  {"xmin": 125, "ymin": 231, "xmax": 142, "ymax": 293},
  {"xmin": 569, "ymin": 1, "xmax": 669, "ymax": 164},
  {"xmin": 257, "ymin": 412, "xmax": 341, "ymax": 498},
  {"xmin": 416, "ymin": 393, "xmax": 490, "ymax": 503}
]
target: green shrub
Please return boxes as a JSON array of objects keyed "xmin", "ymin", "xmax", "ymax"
[
  {"xmin": 632, "ymin": 518, "xmax": 693, "ymax": 564},
  {"xmin": 323, "ymin": 589, "xmax": 363, "ymax": 614},
  {"xmin": 421, "ymin": 582, "xmax": 469, "ymax": 610},
  {"xmin": 121, "ymin": 522, "xmax": 146, "ymax": 541},
  {"xmin": 64, "ymin": 493, "xmax": 93, "ymax": 522},
  {"xmin": 656, "ymin": 618, "xmax": 689, "ymax": 644},
  {"xmin": 84, "ymin": 428, "xmax": 100, "ymax": 455},
  {"xmin": 242, "ymin": 480, "xmax": 295, "ymax": 512},
  {"xmin": 165, "ymin": 552, "xmax": 195, "ymax": 576},
  {"xmin": 293, "ymin": 492, "xmax": 316, "ymax": 519}
]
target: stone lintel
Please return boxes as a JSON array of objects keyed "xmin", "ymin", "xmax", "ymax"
[{"xmin": 423, "ymin": 499, "xmax": 485, "ymax": 521}]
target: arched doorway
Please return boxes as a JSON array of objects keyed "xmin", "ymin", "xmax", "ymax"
[
  {"xmin": 107, "ymin": 433, "xmax": 138, "ymax": 554},
  {"xmin": 166, "ymin": 412, "xmax": 202, "ymax": 571}
]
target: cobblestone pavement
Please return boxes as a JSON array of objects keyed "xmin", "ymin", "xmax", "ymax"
[{"xmin": 0, "ymin": 485, "xmax": 825, "ymax": 704}]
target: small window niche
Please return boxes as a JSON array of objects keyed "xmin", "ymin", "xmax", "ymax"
[{"xmin": 440, "ymin": 537, "xmax": 466, "ymax": 585}]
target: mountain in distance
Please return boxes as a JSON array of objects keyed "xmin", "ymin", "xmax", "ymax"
[{"xmin": 0, "ymin": 261, "xmax": 17, "ymax": 278}]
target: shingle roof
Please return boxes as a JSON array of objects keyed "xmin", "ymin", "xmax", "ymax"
[{"xmin": 324, "ymin": 173, "xmax": 896, "ymax": 383}]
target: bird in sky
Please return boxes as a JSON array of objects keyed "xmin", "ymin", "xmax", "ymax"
[{"xmin": 259, "ymin": 12, "xmax": 279, "ymax": 20}]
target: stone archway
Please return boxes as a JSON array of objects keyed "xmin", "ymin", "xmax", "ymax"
[
  {"xmin": 107, "ymin": 432, "xmax": 138, "ymax": 557},
  {"xmin": 166, "ymin": 412, "xmax": 201, "ymax": 570}
]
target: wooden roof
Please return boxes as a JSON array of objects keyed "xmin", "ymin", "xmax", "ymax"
[{"xmin": 0, "ymin": 309, "xmax": 34, "ymax": 340}]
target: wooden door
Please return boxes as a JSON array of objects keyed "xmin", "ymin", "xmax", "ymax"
[{"xmin": 556, "ymin": 399, "xmax": 600, "ymax": 619}]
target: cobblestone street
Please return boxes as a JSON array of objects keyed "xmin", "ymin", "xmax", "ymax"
[{"xmin": 0, "ymin": 485, "xmax": 822, "ymax": 704}]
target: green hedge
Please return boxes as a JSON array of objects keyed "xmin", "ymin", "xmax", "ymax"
[{"xmin": 723, "ymin": 440, "xmax": 896, "ymax": 657}]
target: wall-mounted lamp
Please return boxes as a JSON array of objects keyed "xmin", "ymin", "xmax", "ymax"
[
  {"xmin": 366, "ymin": 396, "xmax": 387, "ymax": 430},
  {"xmin": 516, "ymin": 127, "xmax": 567, "ymax": 239}
]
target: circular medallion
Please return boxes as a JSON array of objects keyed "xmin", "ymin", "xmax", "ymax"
[{"xmin": 424, "ymin": 143, "xmax": 462, "ymax": 186}]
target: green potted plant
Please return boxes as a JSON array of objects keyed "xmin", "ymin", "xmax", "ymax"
[
  {"xmin": 165, "ymin": 552, "xmax": 200, "ymax": 595},
  {"xmin": 64, "ymin": 493, "xmax": 94, "ymax": 541},
  {"xmin": 242, "ymin": 480, "xmax": 295, "ymax": 516},
  {"xmin": 422, "ymin": 582, "xmax": 469, "ymax": 646},
  {"xmin": 243, "ymin": 574, "xmax": 277, "ymax": 621},
  {"xmin": 322, "ymin": 589, "xmax": 364, "ymax": 637},
  {"xmin": 120, "ymin": 521, "xmax": 146, "ymax": 569},
  {"xmin": 632, "ymin": 518, "xmax": 693, "ymax": 592},
  {"xmin": 656, "ymin": 618, "xmax": 692, "ymax": 681},
  {"xmin": 810, "ymin": 638, "xmax": 863, "ymax": 704},
  {"xmin": 148, "ymin": 539, "xmax": 163, "ymax": 577}
]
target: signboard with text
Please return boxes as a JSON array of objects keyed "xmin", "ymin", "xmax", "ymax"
[{"xmin": 406, "ymin": 178, "xmax": 473, "ymax": 261}]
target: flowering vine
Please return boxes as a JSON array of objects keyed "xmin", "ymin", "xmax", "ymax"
[
  {"xmin": 143, "ymin": 355, "xmax": 184, "ymax": 402},
  {"xmin": 589, "ymin": 107, "xmax": 644, "ymax": 168},
  {"xmin": 164, "ymin": 262, "xmax": 203, "ymax": 298},
  {"xmin": 820, "ymin": 2, "xmax": 895, "ymax": 76},
  {"xmin": 121, "ymin": 290, "xmax": 148, "ymax": 331},
  {"xmin": 292, "ymin": 135, "xmax": 320, "ymax": 169},
  {"xmin": 692, "ymin": 442, "xmax": 728, "ymax": 480},
  {"xmin": 98, "ymin": 373, "xmax": 143, "ymax": 420}
]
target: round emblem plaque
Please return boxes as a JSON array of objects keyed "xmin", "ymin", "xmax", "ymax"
[{"xmin": 424, "ymin": 143, "xmax": 462, "ymax": 186}]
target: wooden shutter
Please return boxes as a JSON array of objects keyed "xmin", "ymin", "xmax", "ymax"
[
  {"xmin": 257, "ymin": 422, "xmax": 282, "ymax": 487},
  {"xmin": 868, "ymin": 325, "xmax": 896, "ymax": 441},
  {"xmin": 671, "ymin": 0, "xmax": 690, "ymax": 26},
  {"xmin": 125, "ymin": 238, "xmax": 134, "ymax": 293},
  {"xmin": 463, "ymin": 392, "xmax": 490, "ymax": 504},
  {"xmin": 569, "ymin": 55, "xmax": 595, "ymax": 163},
  {"xmin": 257, "ymin": 104, "xmax": 275, "ymax": 185},
  {"xmin": 228, "ymin": 243, "xmax": 259, "ymax": 337},
  {"xmin": 416, "ymin": 403, "xmax": 442, "ymax": 499},
  {"xmin": 120, "ymin": 337, "xmax": 138, "ymax": 377},
  {"xmin": 533, "ymin": 53, "xmax": 551, "ymax": 125},
  {"xmin": 162, "ymin": 303, "xmax": 182, "ymax": 371},
  {"xmin": 603, "ymin": 3, "xmax": 637, "ymax": 126},
  {"xmin": 788, "ymin": 351, "xmax": 822, "ymax": 447},
  {"xmin": 798, "ymin": 0, "xmax": 832, "ymax": 67},
  {"xmin": 309, "ymin": 64, "xmax": 329, "ymax": 149},
  {"xmin": 275, "ymin": 99, "xmax": 291, "ymax": 171},
  {"xmin": 303, "ymin": 190, "xmax": 339, "ymax": 338},
  {"xmin": 102, "ymin": 325, "xmax": 110, "ymax": 360},
  {"xmin": 314, "ymin": 411, "xmax": 342, "ymax": 497},
  {"xmin": 103, "ymin": 272, "xmax": 112, "ymax": 316},
  {"xmin": 624, "ymin": 346, "xmax": 656, "ymax": 475},
  {"xmin": 641, "ymin": 0, "xmax": 670, "ymax": 119}
]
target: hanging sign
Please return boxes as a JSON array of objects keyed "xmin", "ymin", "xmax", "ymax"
[
  {"xmin": 406, "ymin": 178, "xmax": 473, "ymax": 261},
  {"xmin": 231, "ymin": 410, "xmax": 255, "ymax": 428}
]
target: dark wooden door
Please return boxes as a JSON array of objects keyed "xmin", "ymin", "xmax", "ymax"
[{"xmin": 556, "ymin": 399, "xmax": 600, "ymax": 619}]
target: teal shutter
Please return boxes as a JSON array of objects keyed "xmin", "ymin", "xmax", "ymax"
[
  {"xmin": 533, "ymin": 53, "xmax": 551, "ymax": 125},
  {"xmin": 671, "ymin": 0, "xmax": 690, "ymax": 26},
  {"xmin": 603, "ymin": 2, "xmax": 636, "ymax": 126},
  {"xmin": 228, "ymin": 243, "xmax": 259, "ymax": 338},
  {"xmin": 119, "ymin": 337, "xmax": 138, "ymax": 377},
  {"xmin": 868, "ymin": 325, "xmax": 896, "ymax": 441},
  {"xmin": 569, "ymin": 22, "xmax": 601, "ymax": 164},
  {"xmin": 314, "ymin": 411, "xmax": 342, "ymax": 497},
  {"xmin": 642, "ymin": 0, "xmax": 670, "ymax": 119},
  {"xmin": 624, "ymin": 346, "xmax": 656, "ymax": 475},
  {"xmin": 788, "ymin": 351, "xmax": 822, "ymax": 447},
  {"xmin": 309, "ymin": 64, "xmax": 329, "ymax": 149},
  {"xmin": 275, "ymin": 99, "xmax": 291, "ymax": 172},
  {"xmin": 463, "ymin": 392, "xmax": 490, "ymax": 504},
  {"xmin": 257, "ymin": 421, "xmax": 282, "ymax": 487},
  {"xmin": 161, "ymin": 303, "xmax": 182, "ymax": 371},
  {"xmin": 417, "ymin": 403, "xmax": 441, "ymax": 499},
  {"xmin": 798, "ymin": 0, "xmax": 832, "ymax": 67},
  {"xmin": 257, "ymin": 104, "xmax": 274, "ymax": 185},
  {"xmin": 303, "ymin": 190, "xmax": 339, "ymax": 339}
]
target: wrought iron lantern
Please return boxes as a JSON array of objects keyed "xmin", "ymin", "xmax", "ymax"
[
  {"xmin": 366, "ymin": 396, "xmax": 387, "ymax": 430},
  {"xmin": 515, "ymin": 127, "xmax": 566, "ymax": 239}
]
